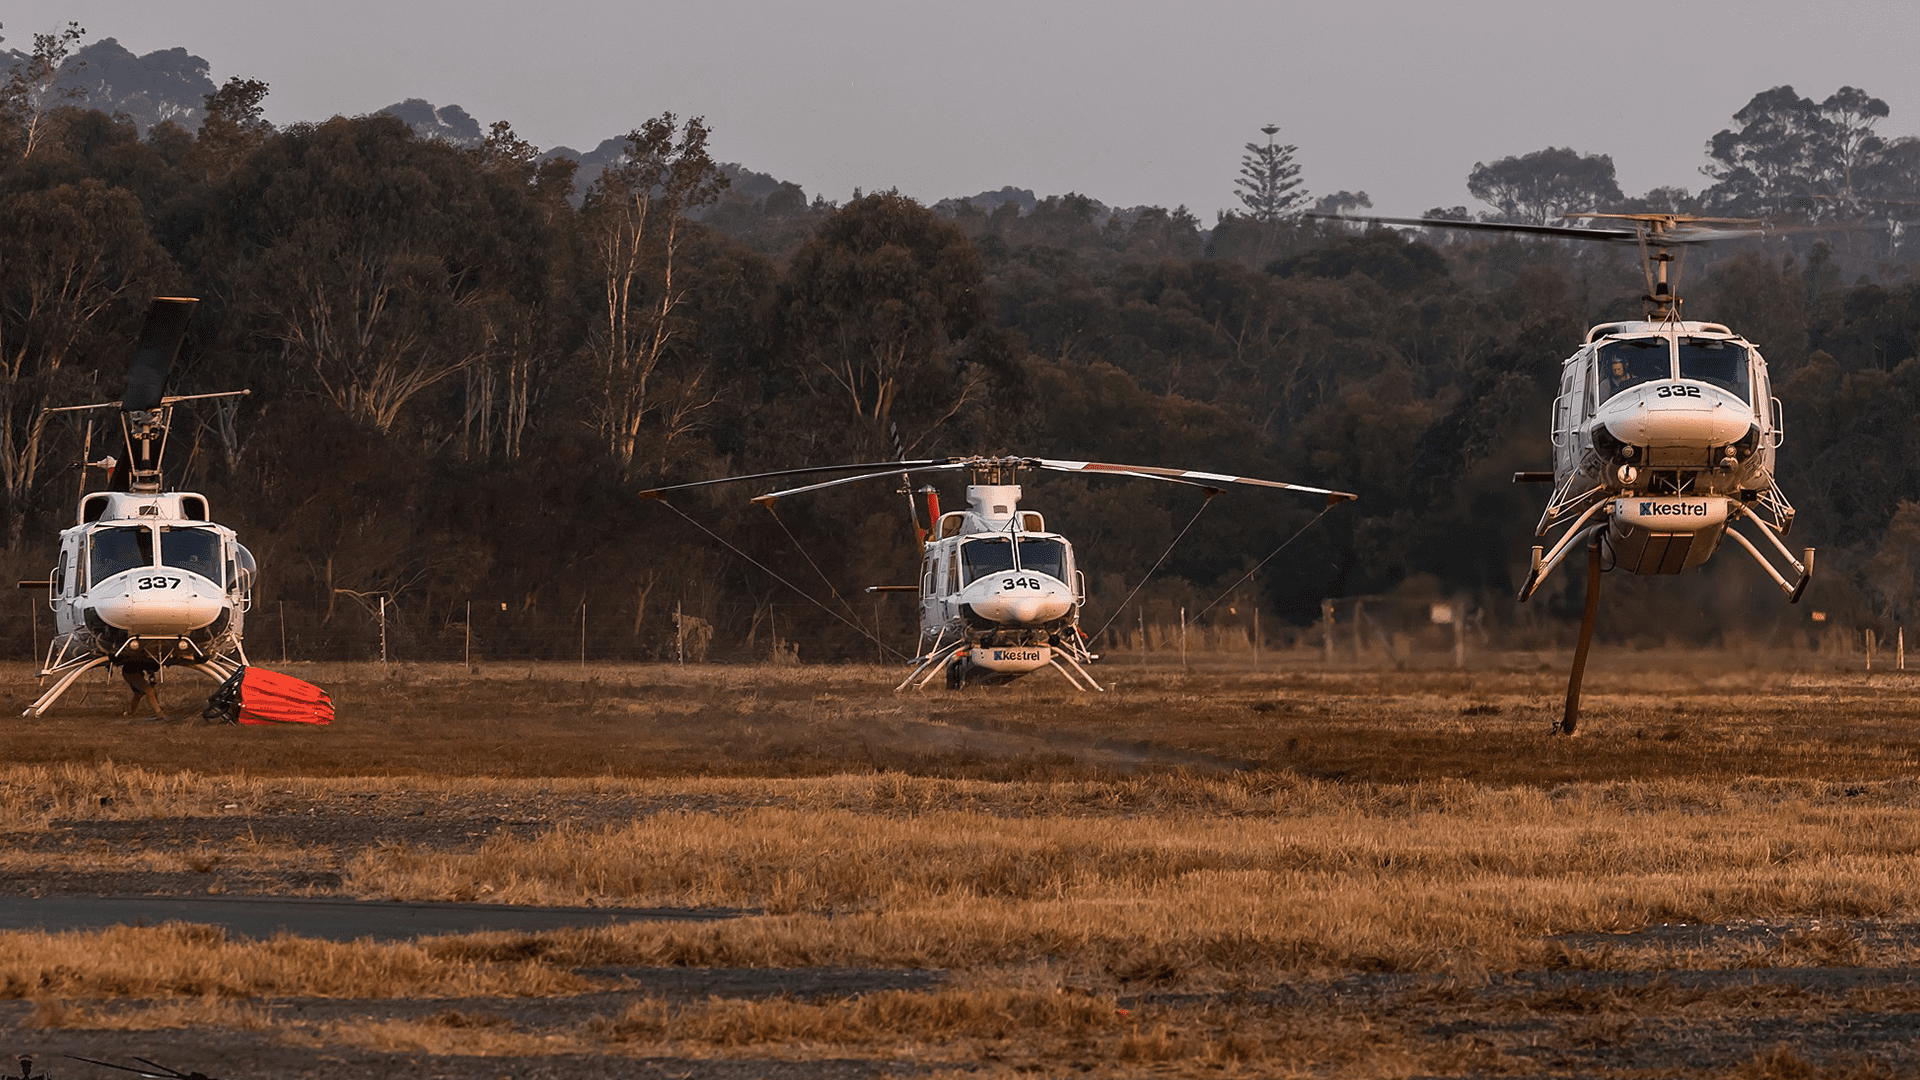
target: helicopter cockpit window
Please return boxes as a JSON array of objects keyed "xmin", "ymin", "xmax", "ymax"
[
  {"xmin": 1017, "ymin": 538, "xmax": 1068, "ymax": 580},
  {"xmin": 1677, "ymin": 339, "xmax": 1751, "ymax": 401},
  {"xmin": 89, "ymin": 526, "xmax": 155, "ymax": 584},
  {"xmin": 161, "ymin": 526, "xmax": 223, "ymax": 584},
  {"xmin": 1597, "ymin": 339, "xmax": 1672, "ymax": 400},
  {"xmin": 960, "ymin": 537, "xmax": 1015, "ymax": 583}
]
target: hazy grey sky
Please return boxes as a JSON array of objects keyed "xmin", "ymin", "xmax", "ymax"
[{"xmin": 11, "ymin": 0, "xmax": 1920, "ymax": 217}]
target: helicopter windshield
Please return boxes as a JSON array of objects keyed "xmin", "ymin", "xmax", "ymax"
[
  {"xmin": 1677, "ymin": 338, "xmax": 1751, "ymax": 401},
  {"xmin": 161, "ymin": 526, "xmax": 223, "ymax": 584},
  {"xmin": 89, "ymin": 526, "xmax": 155, "ymax": 584},
  {"xmin": 1017, "ymin": 538, "xmax": 1068, "ymax": 580},
  {"xmin": 960, "ymin": 537, "xmax": 1015, "ymax": 582},
  {"xmin": 1597, "ymin": 339, "xmax": 1672, "ymax": 400}
]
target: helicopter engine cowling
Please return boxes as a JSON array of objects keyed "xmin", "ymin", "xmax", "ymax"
[
  {"xmin": 960, "ymin": 570, "xmax": 1075, "ymax": 627},
  {"xmin": 86, "ymin": 568, "xmax": 227, "ymax": 636},
  {"xmin": 1592, "ymin": 381, "xmax": 1756, "ymax": 469}
]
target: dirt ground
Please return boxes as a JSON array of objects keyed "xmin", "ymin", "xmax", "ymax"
[{"xmin": 4, "ymin": 652, "xmax": 1920, "ymax": 1078}]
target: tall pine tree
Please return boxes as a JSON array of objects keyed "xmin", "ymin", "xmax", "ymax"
[{"xmin": 1235, "ymin": 124, "xmax": 1307, "ymax": 223}]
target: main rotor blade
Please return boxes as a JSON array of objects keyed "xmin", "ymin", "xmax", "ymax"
[
  {"xmin": 1567, "ymin": 214, "xmax": 1771, "ymax": 244},
  {"xmin": 1307, "ymin": 213, "xmax": 1639, "ymax": 243},
  {"xmin": 1568, "ymin": 212, "xmax": 1762, "ymax": 226},
  {"xmin": 1316, "ymin": 211, "xmax": 1786, "ymax": 247},
  {"xmin": 1033, "ymin": 459, "xmax": 1357, "ymax": 502},
  {"xmin": 123, "ymin": 297, "xmax": 199, "ymax": 413},
  {"xmin": 750, "ymin": 463, "xmax": 972, "ymax": 505},
  {"xmin": 1652, "ymin": 225, "xmax": 1771, "ymax": 244},
  {"xmin": 639, "ymin": 458, "xmax": 953, "ymax": 500}
]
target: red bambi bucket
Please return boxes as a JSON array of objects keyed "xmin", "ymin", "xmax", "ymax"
[{"xmin": 203, "ymin": 667, "xmax": 333, "ymax": 725}]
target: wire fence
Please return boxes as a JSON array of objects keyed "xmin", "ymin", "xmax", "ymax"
[{"xmin": 6, "ymin": 592, "xmax": 1891, "ymax": 670}]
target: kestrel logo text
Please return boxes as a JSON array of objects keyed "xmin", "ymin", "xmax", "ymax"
[{"xmin": 1638, "ymin": 501, "xmax": 1708, "ymax": 517}]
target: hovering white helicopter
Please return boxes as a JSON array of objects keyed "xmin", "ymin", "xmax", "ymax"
[
  {"xmin": 1319, "ymin": 211, "xmax": 1815, "ymax": 732},
  {"xmin": 643, "ymin": 456, "xmax": 1355, "ymax": 690},
  {"xmin": 19, "ymin": 297, "xmax": 255, "ymax": 717}
]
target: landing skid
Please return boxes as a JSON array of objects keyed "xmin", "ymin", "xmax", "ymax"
[
  {"xmin": 895, "ymin": 639, "xmax": 1105, "ymax": 692},
  {"xmin": 897, "ymin": 641, "xmax": 966, "ymax": 692},
  {"xmin": 1519, "ymin": 498, "xmax": 1611, "ymax": 602},
  {"xmin": 24, "ymin": 651, "xmax": 247, "ymax": 718},
  {"xmin": 1049, "ymin": 652, "xmax": 1105, "ymax": 692},
  {"xmin": 23, "ymin": 654, "xmax": 113, "ymax": 717},
  {"xmin": 1723, "ymin": 514, "xmax": 1815, "ymax": 602}
]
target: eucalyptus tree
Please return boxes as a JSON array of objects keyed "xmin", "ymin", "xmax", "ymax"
[
  {"xmin": 778, "ymin": 191, "xmax": 1015, "ymax": 458},
  {"xmin": 210, "ymin": 115, "xmax": 548, "ymax": 438},
  {"xmin": 1702, "ymin": 85, "xmax": 1894, "ymax": 219},
  {"xmin": 188, "ymin": 76, "xmax": 272, "ymax": 179},
  {"xmin": 580, "ymin": 113, "xmax": 729, "ymax": 475},
  {"xmin": 0, "ymin": 177, "xmax": 173, "ymax": 543},
  {"xmin": 0, "ymin": 21, "xmax": 88, "ymax": 160},
  {"xmin": 1466, "ymin": 147, "xmax": 1624, "ymax": 225}
]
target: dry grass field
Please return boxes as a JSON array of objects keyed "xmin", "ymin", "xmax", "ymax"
[{"xmin": 4, "ymin": 652, "xmax": 1920, "ymax": 1078}]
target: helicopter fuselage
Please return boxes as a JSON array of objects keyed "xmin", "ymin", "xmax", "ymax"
[
  {"xmin": 1522, "ymin": 319, "xmax": 1809, "ymax": 599},
  {"xmin": 27, "ymin": 490, "xmax": 255, "ymax": 714},
  {"xmin": 647, "ymin": 453, "xmax": 1353, "ymax": 693},
  {"xmin": 911, "ymin": 483, "xmax": 1091, "ymax": 686}
]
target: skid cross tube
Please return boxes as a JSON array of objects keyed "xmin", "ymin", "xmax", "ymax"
[
  {"xmin": 898, "ymin": 640, "xmax": 966, "ymax": 692},
  {"xmin": 23, "ymin": 655, "xmax": 112, "ymax": 717},
  {"xmin": 1723, "ymin": 523, "xmax": 1815, "ymax": 602},
  {"xmin": 1051, "ymin": 651, "xmax": 1105, "ymax": 692},
  {"xmin": 1520, "ymin": 502, "xmax": 1612, "ymax": 601}
]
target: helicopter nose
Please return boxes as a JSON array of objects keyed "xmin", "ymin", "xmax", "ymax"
[
  {"xmin": 966, "ymin": 575, "xmax": 1074, "ymax": 625},
  {"xmin": 1596, "ymin": 383, "xmax": 1754, "ymax": 464},
  {"xmin": 89, "ymin": 571, "xmax": 226, "ymax": 634}
]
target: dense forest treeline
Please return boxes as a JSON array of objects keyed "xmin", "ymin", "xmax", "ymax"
[{"xmin": 4, "ymin": 31, "xmax": 1920, "ymax": 660}]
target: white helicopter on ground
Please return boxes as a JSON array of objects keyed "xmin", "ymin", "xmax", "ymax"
[
  {"xmin": 18, "ymin": 297, "xmax": 256, "ymax": 717},
  {"xmin": 1320, "ymin": 211, "xmax": 1815, "ymax": 732},
  {"xmin": 643, "ymin": 456, "xmax": 1355, "ymax": 690}
]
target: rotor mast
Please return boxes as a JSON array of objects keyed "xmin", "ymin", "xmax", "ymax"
[
  {"xmin": 45, "ymin": 298, "xmax": 250, "ymax": 495},
  {"xmin": 1564, "ymin": 213, "xmax": 1763, "ymax": 322}
]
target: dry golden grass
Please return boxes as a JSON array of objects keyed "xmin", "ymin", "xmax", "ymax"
[
  {"xmin": 0, "ymin": 921, "xmax": 592, "ymax": 999},
  {"xmin": 27, "ymin": 992, "xmax": 274, "ymax": 1031},
  {"xmin": 339, "ymin": 775, "xmax": 1920, "ymax": 978},
  {"xmin": 275, "ymin": 1011, "xmax": 565, "ymax": 1057},
  {"xmin": 269, "ymin": 981, "xmax": 1437, "ymax": 1075},
  {"xmin": 10, "ymin": 659, "xmax": 1920, "ymax": 1076}
]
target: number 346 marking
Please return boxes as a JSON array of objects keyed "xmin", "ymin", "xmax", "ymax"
[{"xmin": 136, "ymin": 576, "xmax": 182, "ymax": 590}]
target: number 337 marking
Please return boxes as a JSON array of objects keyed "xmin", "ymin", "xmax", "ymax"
[{"xmin": 136, "ymin": 576, "xmax": 182, "ymax": 590}]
